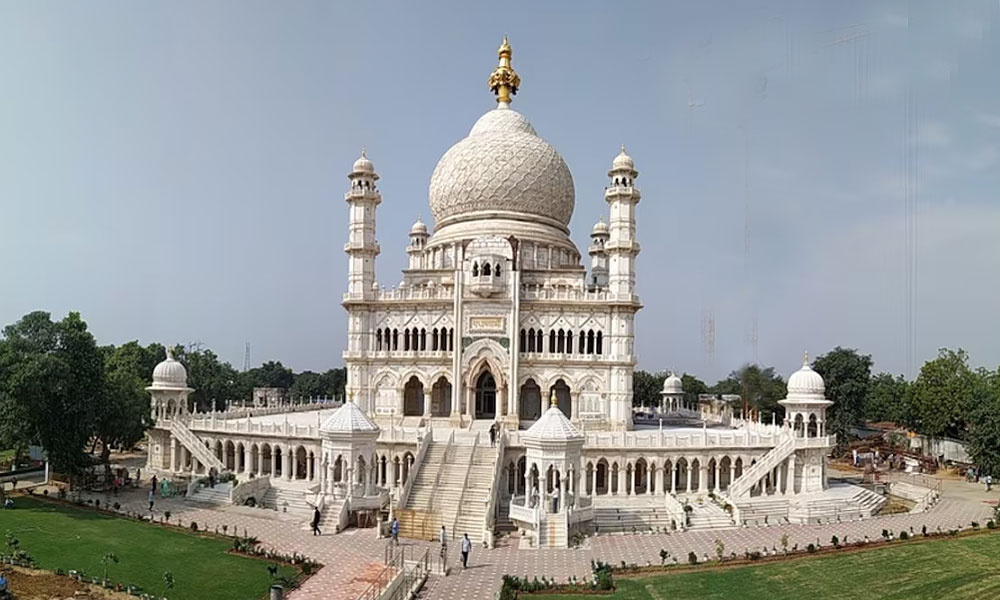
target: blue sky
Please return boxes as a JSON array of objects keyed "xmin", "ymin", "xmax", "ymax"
[{"xmin": 2, "ymin": 1, "xmax": 998, "ymax": 382}]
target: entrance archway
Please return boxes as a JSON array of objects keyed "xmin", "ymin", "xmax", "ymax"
[
  {"xmin": 403, "ymin": 376, "xmax": 424, "ymax": 416},
  {"xmin": 475, "ymin": 371, "xmax": 497, "ymax": 419},
  {"xmin": 431, "ymin": 377, "xmax": 452, "ymax": 417},
  {"xmin": 519, "ymin": 379, "xmax": 542, "ymax": 420}
]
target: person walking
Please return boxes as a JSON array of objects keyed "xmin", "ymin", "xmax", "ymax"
[
  {"xmin": 151, "ymin": 475, "xmax": 158, "ymax": 496},
  {"xmin": 987, "ymin": 475, "xmax": 993, "ymax": 492},
  {"xmin": 391, "ymin": 517, "xmax": 399, "ymax": 546},
  {"xmin": 148, "ymin": 489, "xmax": 155, "ymax": 512},
  {"xmin": 489, "ymin": 423, "xmax": 496, "ymax": 447},
  {"xmin": 552, "ymin": 484, "xmax": 561, "ymax": 513},
  {"xmin": 460, "ymin": 533, "xmax": 471, "ymax": 569},
  {"xmin": 311, "ymin": 508, "xmax": 322, "ymax": 536}
]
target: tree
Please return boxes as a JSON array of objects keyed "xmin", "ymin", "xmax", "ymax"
[
  {"xmin": 865, "ymin": 373, "xmax": 910, "ymax": 424},
  {"xmin": 92, "ymin": 343, "xmax": 157, "ymax": 464},
  {"xmin": 812, "ymin": 347, "xmax": 873, "ymax": 446},
  {"xmin": 908, "ymin": 349, "xmax": 980, "ymax": 440},
  {"xmin": 171, "ymin": 345, "xmax": 242, "ymax": 412},
  {"xmin": 322, "ymin": 368, "xmax": 347, "ymax": 399},
  {"xmin": 712, "ymin": 364, "xmax": 786, "ymax": 421},
  {"xmin": 0, "ymin": 312, "xmax": 103, "ymax": 474},
  {"xmin": 681, "ymin": 374, "xmax": 708, "ymax": 408},
  {"xmin": 633, "ymin": 370, "xmax": 665, "ymax": 407},
  {"xmin": 243, "ymin": 360, "xmax": 294, "ymax": 391},
  {"xmin": 290, "ymin": 371, "xmax": 329, "ymax": 400},
  {"xmin": 967, "ymin": 367, "xmax": 1000, "ymax": 476}
]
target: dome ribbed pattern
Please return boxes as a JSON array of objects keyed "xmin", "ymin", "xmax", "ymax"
[
  {"xmin": 320, "ymin": 401, "xmax": 379, "ymax": 433},
  {"xmin": 525, "ymin": 405, "xmax": 583, "ymax": 441}
]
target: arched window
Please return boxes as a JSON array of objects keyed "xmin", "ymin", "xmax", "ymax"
[
  {"xmin": 557, "ymin": 329, "xmax": 565, "ymax": 353},
  {"xmin": 596, "ymin": 331, "xmax": 603, "ymax": 355},
  {"xmin": 494, "ymin": 263, "xmax": 501, "ymax": 277},
  {"xmin": 448, "ymin": 328, "xmax": 454, "ymax": 351},
  {"xmin": 549, "ymin": 330, "xmax": 556, "ymax": 353},
  {"xmin": 420, "ymin": 328, "xmax": 426, "ymax": 351},
  {"xmin": 441, "ymin": 328, "xmax": 448, "ymax": 351},
  {"xmin": 536, "ymin": 329, "xmax": 543, "ymax": 352},
  {"xmin": 432, "ymin": 328, "xmax": 439, "ymax": 351},
  {"xmin": 527, "ymin": 328, "xmax": 536, "ymax": 352},
  {"xmin": 483, "ymin": 263, "xmax": 491, "ymax": 276},
  {"xmin": 376, "ymin": 329, "xmax": 382, "ymax": 351},
  {"xmin": 472, "ymin": 262, "xmax": 479, "ymax": 277},
  {"xmin": 566, "ymin": 331, "xmax": 573, "ymax": 354},
  {"xmin": 519, "ymin": 329, "xmax": 526, "ymax": 353},
  {"xmin": 403, "ymin": 329, "xmax": 411, "ymax": 351},
  {"xmin": 587, "ymin": 330, "xmax": 595, "ymax": 354},
  {"xmin": 578, "ymin": 331, "xmax": 585, "ymax": 354},
  {"xmin": 392, "ymin": 329, "xmax": 398, "ymax": 351}
]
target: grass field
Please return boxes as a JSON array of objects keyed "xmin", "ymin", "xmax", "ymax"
[
  {"xmin": 531, "ymin": 533, "xmax": 1000, "ymax": 600},
  {"xmin": 0, "ymin": 497, "xmax": 297, "ymax": 600}
]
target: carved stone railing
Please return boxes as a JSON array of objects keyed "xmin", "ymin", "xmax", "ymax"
[
  {"xmin": 231, "ymin": 475, "xmax": 271, "ymax": 507},
  {"xmin": 482, "ymin": 429, "xmax": 507, "ymax": 546},
  {"xmin": 396, "ymin": 430, "xmax": 433, "ymax": 509}
]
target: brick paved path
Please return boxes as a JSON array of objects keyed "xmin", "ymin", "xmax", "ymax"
[{"xmin": 61, "ymin": 485, "xmax": 995, "ymax": 600}]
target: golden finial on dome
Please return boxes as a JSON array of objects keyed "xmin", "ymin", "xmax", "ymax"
[
  {"xmin": 550, "ymin": 389, "xmax": 558, "ymax": 408},
  {"xmin": 803, "ymin": 350, "xmax": 809, "ymax": 365},
  {"xmin": 488, "ymin": 36, "xmax": 521, "ymax": 105}
]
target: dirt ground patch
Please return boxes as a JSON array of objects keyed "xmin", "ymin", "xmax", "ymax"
[{"xmin": 1, "ymin": 566, "xmax": 131, "ymax": 600}]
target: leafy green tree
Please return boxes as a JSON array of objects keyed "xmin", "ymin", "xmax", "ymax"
[
  {"xmin": 712, "ymin": 364, "xmax": 786, "ymax": 421},
  {"xmin": 967, "ymin": 367, "xmax": 1000, "ymax": 476},
  {"xmin": 92, "ymin": 343, "xmax": 157, "ymax": 463},
  {"xmin": 323, "ymin": 367, "xmax": 347, "ymax": 399},
  {"xmin": 812, "ymin": 347, "xmax": 873, "ymax": 446},
  {"xmin": 243, "ymin": 360, "xmax": 294, "ymax": 391},
  {"xmin": 0, "ymin": 311, "xmax": 103, "ymax": 473},
  {"xmin": 865, "ymin": 373, "xmax": 910, "ymax": 424},
  {"xmin": 682, "ymin": 374, "xmax": 708, "ymax": 408},
  {"xmin": 633, "ymin": 370, "xmax": 666, "ymax": 407},
  {"xmin": 172, "ymin": 345, "xmax": 242, "ymax": 412},
  {"xmin": 290, "ymin": 371, "xmax": 329, "ymax": 400},
  {"xmin": 908, "ymin": 348, "xmax": 981, "ymax": 439}
]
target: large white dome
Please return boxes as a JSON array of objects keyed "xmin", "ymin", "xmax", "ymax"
[
  {"xmin": 428, "ymin": 106, "xmax": 575, "ymax": 228},
  {"xmin": 787, "ymin": 360, "xmax": 825, "ymax": 397}
]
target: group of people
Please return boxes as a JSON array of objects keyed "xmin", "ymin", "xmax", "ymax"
[{"xmin": 385, "ymin": 518, "xmax": 474, "ymax": 570}]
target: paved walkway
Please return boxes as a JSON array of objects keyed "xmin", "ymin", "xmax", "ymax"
[{"xmin": 34, "ymin": 476, "xmax": 998, "ymax": 600}]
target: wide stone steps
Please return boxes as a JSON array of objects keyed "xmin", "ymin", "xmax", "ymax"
[
  {"xmin": 186, "ymin": 482, "xmax": 233, "ymax": 505},
  {"xmin": 263, "ymin": 485, "xmax": 314, "ymax": 516},
  {"xmin": 593, "ymin": 507, "xmax": 679, "ymax": 534}
]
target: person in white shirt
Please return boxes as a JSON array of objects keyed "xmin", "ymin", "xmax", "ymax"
[{"xmin": 460, "ymin": 533, "xmax": 471, "ymax": 569}]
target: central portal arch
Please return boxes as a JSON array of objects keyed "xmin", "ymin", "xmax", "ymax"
[{"xmin": 475, "ymin": 371, "xmax": 497, "ymax": 419}]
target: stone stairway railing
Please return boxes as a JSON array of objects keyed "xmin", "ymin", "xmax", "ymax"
[
  {"xmin": 482, "ymin": 429, "xmax": 507, "ymax": 547},
  {"xmin": 726, "ymin": 433, "xmax": 795, "ymax": 499},
  {"xmin": 396, "ymin": 429, "xmax": 434, "ymax": 510},
  {"xmin": 170, "ymin": 419, "xmax": 226, "ymax": 474},
  {"xmin": 663, "ymin": 491, "xmax": 688, "ymax": 530}
]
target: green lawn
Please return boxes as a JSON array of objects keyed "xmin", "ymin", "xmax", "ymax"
[
  {"xmin": 0, "ymin": 497, "xmax": 297, "ymax": 600},
  {"xmin": 532, "ymin": 533, "xmax": 1000, "ymax": 600}
]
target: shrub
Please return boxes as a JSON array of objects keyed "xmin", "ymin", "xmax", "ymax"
[
  {"xmin": 806, "ymin": 543, "xmax": 817, "ymax": 554},
  {"xmin": 715, "ymin": 540, "xmax": 725, "ymax": 561},
  {"xmin": 881, "ymin": 529, "xmax": 890, "ymax": 540},
  {"xmin": 164, "ymin": 511, "xmax": 171, "ymax": 522},
  {"xmin": 900, "ymin": 531, "xmax": 909, "ymax": 540},
  {"xmin": 112, "ymin": 502, "xmax": 120, "ymax": 511},
  {"xmin": 922, "ymin": 525, "xmax": 928, "ymax": 536},
  {"xmin": 972, "ymin": 521, "xmax": 980, "ymax": 529},
  {"xmin": 988, "ymin": 520, "xmax": 996, "ymax": 530},
  {"xmin": 687, "ymin": 551, "xmax": 698, "ymax": 565},
  {"xmin": 748, "ymin": 551, "xmax": 762, "ymax": 561},
  {"xmin": 190, "ymin": 522, "xmax": 198, "ymax": 532},
  {"xmin": 659, "ymin": 549, "xmax": 669, "ymax": 565},
  {"xmin": 831, "ymin": 535, "xmax": 839, "ymax": 547}
]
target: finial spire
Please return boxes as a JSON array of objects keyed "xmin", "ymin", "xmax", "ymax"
[
  {"xmin": 361, "ymin": 146, "xmax": 366, "ymax": 157},
  {"xmin": 803, "ymin": 350, "xmax": 809, "ymax": 365},
  {"xmin": 550, "ymin": 389, "xmax": 558, "ymax": 408},
  {"xmin": 488, "ymin": 36, "xmax": 520, "ymax": 105},
  {"xmin": 621, "ymin": 144, "xmax": 627, "ymax": 154}
]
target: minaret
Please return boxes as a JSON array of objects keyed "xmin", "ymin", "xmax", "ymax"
[
  {"xmin": 588, "ymin": 217, "xmax": 609, "ymax": 288},
  {"xmin": 406, "ymin": 217, "xmax": 429, "ymax": 270},
  {"xmin": 604, "ymin": 146, "xmax": 641, "ymax": 430},
  {"xmin": 343, "ymin": 149, "xmax": 381, "ymax": 413},
  {"xmin": 345, "ymin": 148, "xmax": 381, "ymax": 299},
  {"xmin": 605, "ymin": 145, "xmax": 640, "ymax": 298}
]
